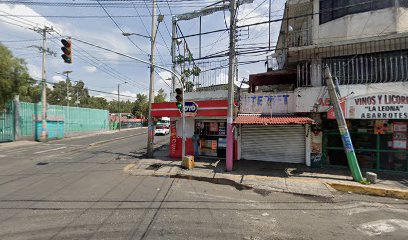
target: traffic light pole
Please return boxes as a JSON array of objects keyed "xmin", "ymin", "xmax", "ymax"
[
  {"xmin": 147, "ymin": 0, "xmax": 157, "ymax": 158},
  {"xmin": 324, "ymin": 65, "xmax": 363, "ymax": 182},
  {"xmin": 71, "ymin": 37, "xmax": 186, "ymax": 159}
]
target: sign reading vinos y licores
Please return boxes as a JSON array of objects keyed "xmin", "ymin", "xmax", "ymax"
[{"xmin": 348, "ymin": 94, "xmax": 408, "ymax": 119}]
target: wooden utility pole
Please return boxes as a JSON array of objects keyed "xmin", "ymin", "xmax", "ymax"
[{"xmin": 324, "ymin": 65, "xmax": 363, "ymax": 182}]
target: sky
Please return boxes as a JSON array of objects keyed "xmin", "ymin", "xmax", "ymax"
[{"xmin": 0, "ymin": 0, "xmax": 285, "ymax": 101}]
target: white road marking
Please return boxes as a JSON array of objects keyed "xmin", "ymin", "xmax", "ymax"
[
  {"xmin": 0, "ymin": 155, "xmax": 6, "ymax": 158},
  {"xmin": 357, "ymin": 219, "xmax": 408, "ymax": 236},
  {"xmin": 34, "ymin": 146, "xmax": 67, "ymax": 154}
]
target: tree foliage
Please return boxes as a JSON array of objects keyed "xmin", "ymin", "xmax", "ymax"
[{"xmin": 0, "ymin": 43, "xmax": 31, "ymax": 109}]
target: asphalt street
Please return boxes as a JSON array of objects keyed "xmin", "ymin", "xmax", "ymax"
[{"xmin": 0, "ymin": 128, "xmax": 407, "ymax": 240}]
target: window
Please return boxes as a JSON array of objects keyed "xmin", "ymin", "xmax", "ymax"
[{"xmin": 320, "ymin": 0, "xmax": 396, "ymax": 24}]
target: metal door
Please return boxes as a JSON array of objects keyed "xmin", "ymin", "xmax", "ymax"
[
  {"xmin": 0, "ymin": 102, "xmax": 14, "ymax": 143},
  {"xmin": 241, "ymin": 125, "xmax": 305, "ymax": 163}
]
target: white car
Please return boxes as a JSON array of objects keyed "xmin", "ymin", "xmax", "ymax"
[{"xmin": 155, "ymin": 125, "xmax": 169, "ymax": 135}]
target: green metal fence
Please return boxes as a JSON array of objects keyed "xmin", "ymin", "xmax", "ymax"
[
  {"xmin": 18, "ymin": 102, "xmax": 109, "ymax": 138},
  {"xmin": 0, "ymin": 102, "xmax": 14, "ymax": 143},
  {"xmin": 19, "ymin": 102, "xmax": 35, "ymax": 137}
]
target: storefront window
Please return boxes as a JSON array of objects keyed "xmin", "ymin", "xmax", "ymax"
[
  {"xmin": 380, "ymin": 152, "xmax": 407, "ymax": 171},
  {"xmin": 195, "ymin": 120, "xmax": 227, "ymax": 157},
  {"xmin": 323, "ymin": 119, "xmax": 407, "ymax": 172}
]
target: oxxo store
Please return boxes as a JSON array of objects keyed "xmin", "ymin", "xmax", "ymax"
[
  {"xmin": 296, "ymin": 84, "xmax": 408, "ymax": 173},
  {"xmin": 151, "ymin": 100, "xmax": 233, "ymax": 158}
]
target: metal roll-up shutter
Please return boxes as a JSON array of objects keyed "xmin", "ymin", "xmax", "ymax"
[{"xmin": 241, "ymin": 125, "xmax": 305, "ymax": 163}]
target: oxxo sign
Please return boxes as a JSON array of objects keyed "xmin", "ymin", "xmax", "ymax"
[{"xmin": 180, "ymin": 101, "xmax": 198, "ymax": 117}]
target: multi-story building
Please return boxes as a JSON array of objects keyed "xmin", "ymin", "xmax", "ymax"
[{"xmin": 238, "ymin": 0, "xmax": 408, "ymax": 173}]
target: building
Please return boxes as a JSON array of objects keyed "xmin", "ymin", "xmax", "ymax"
[
  {"xmin": 249, "ymin": 0, "xmax": 408, "ymax": 172},
  {"xmin": 152, "ymin": 91, "xmax": 238, "ymax": 159}
]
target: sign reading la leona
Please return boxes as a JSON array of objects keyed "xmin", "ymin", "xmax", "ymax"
[{"xmin": 348, "ymin": 94, "xmax": 408, "ymax": 119}]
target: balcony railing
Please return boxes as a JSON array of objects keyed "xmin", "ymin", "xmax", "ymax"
[
  {"xmin": 296, "ymin": 50, "xmax": 408, "ymax": 87},
  {"xmin": 288, "ymin": 28, "xmax": 312, "ymax": 48}
]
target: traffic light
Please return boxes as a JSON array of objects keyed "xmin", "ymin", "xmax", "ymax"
[
  {"xmin": 175, "ymin": 88, "xmax": 183, "ymax": 110},
  {"xmin": 61, "ymin": 39, "xmax": 72, "ymax": 64}
]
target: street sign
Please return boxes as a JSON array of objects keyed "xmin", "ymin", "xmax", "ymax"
[{"xmin": 181, "ymin": 101, "xmax": 198, "ymax": 117}]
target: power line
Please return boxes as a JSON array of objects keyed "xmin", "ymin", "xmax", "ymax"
[
  {"xmin": 95, "ymin": 0, "xmax": 149, "ymax": 55},
  {"xmin": 29, "ymin": 78, "xmax": 138, "ymax": 99}
]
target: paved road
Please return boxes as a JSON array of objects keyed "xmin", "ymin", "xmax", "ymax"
[{"xmin": 0, "ymin": 129, "xmax": 407, "ymax": 240}]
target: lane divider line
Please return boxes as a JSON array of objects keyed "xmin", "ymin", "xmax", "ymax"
[
  {"xmin": 34, "ymin": 146, "xmax": 67, "ymax": 154},
  {"xmin": 88, "ymin": 132, "xmax": 146, "ymax": 147}
]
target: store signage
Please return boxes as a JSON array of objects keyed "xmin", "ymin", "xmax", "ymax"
[
  {"xmin": 295, "ymin": 82, "xmax": 407, "ymax": 113},
  {"xmin": 169, "ymin": 121, "xmax": 177, "ymax": 157},
  {"xmin": 181, "ymin": 101, "xmax": 198, "ymax": 117},
  {"xmin": 240, "ymin": 92, "xmax": 294, "ymax": 114},
  {"xmin": 348, "ymin": 94, "xmax": 408, "ymax": 119}
]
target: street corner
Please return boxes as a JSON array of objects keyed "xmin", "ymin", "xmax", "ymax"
[
  {"xmin": 123, "ymin": 163, "xmax": 137, "ymax": 174},
  {"xmin": 327, "ymin": 182, "xmax": 408, "ymax": 200}
]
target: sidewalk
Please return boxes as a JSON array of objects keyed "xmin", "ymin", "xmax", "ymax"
[{"xmin": 125, "ymin": 144, "xmax": 408, "ymax": 200}]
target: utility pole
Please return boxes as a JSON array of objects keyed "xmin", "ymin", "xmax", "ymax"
[
  {"xmin": 118, "ymin": 83, "xmax": 121, "ymax": 131},
  {"xmin": 226, "ymin": 0, "xmax": 238, "ymax": 172},
  {"xmin": 324, "ymin": 65, "xmax": 363, "ymax": 182},
  {"xmin": 117, "ymin": 81, "xmax": 128, "ymax": 131},
  {"xmin": 63, "ymin": 70, "xmax": 72, "ymax": 107},
  {"xmin": 147, "ymin": 0, "xmax": 157, "ymax": 157},
  {"xmin": 38, "ymin": 26, "xmax": 53, "ymax": 142},
  {"xmin": 171, "ymin": 17, "xmax": 177, "ymax": 93}
]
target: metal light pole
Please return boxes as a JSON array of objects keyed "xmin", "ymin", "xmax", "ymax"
[
  {"xmin": 226, "ymin": 0, "xmax": 238, "ymax": 172},
  {"xmin": 117, "ymin": 81, "xmax": 128, "ymax": 131},
  {"xmin": 62, "ymin": 70, "xmax": 73, "ymax": 107},
  {"xmin": 71, "ymin": 38, "xmax": 184, "ymax": 159}
]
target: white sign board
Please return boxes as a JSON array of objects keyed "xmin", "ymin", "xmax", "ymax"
[
  {"xmin": 295, "ymin": 82, "xmax": 408, "ymax": 119},
  {"xmin": 347, "ymin": 94, "xmax": 408, "ymax": 119},
  {"xmin": 240, "ymin": 92, "xmax": 294, "ymax": 114}
]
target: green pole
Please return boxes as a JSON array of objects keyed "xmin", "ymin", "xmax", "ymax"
[{"xmin": 323, "ymin": 65, "xmax": 363, "ymax": 182}]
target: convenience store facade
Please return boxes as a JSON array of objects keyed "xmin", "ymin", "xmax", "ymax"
[
  {"xmin": 296, "ymin": 82, "xmax": 408, "ymax": 173},
  {"xmin": 152, "ymin": 99, "xmax": 235, "ymax": 159}
]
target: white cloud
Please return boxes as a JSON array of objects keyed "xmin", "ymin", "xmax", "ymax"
[
  {"xmin": 0, "ymin": 4, "xmax": 66, "ymax": 33},
  {"xmin": 27, "ymin": 64, "xmax": 41, "ymax": 79},
  {"xmin": 52, "ymin": 75, "xmax": 65, "ymax": 83},
  {"xmin": 83, "ymin": 66, "xmax": 97, "ymax": 73}
]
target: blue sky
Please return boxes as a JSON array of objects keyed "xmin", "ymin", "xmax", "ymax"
[{"xmin": 0, "ymin": 0, "xmax": 285, "ymax": 101}]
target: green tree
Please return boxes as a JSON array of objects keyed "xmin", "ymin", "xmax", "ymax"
[
  {"xmin": 154, "ymin": 88, "xmax": 167, "ymax": 103},
  {"xmin": 132, "ymin": 93, "xmax": 148, "ymax": 117},
  {"xmin": 0, "ymin": 43, "xmax": 31, "ymax": 109}
]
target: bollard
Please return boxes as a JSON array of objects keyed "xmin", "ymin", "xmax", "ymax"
[{"xmin": 366, "ymin": 172, "xmax": 377, "ymax": 184}]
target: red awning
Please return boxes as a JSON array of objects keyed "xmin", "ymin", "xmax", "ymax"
[{"xmin": 234, "ymin": 115, "xmax": 314, "ymax": 125}]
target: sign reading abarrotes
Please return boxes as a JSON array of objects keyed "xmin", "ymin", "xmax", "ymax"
[
  {"xmin": 348, "ymin": 94, "xmax": 408, "ymax": 119},
  {"xmin": 179, "ymin": 101, "xmax": 198, "ymax": 117}
]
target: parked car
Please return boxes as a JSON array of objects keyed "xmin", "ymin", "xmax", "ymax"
[{"xmin": 155, "ymin": 124, "xmax": 169, "ymax": 135}]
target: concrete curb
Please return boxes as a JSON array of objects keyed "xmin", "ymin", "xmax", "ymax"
[{"xmin": 327, "ymin": 182, "xmax": 408, "ymax": 200}]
